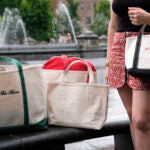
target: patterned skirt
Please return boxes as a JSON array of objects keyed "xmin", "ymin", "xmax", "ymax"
[{"xmin": 108, "ymin": 32, "xmax": 150, "ymax": 90}]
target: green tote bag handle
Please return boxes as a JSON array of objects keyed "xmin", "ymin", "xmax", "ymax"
[{"xmin": 0, "ymin": 56, "xmax": 29, "ymax": 126}]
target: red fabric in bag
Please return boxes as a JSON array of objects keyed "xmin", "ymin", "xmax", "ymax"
[{"xmin": 43, "ymin": 55, "xmax": 96, "ymax": 72}]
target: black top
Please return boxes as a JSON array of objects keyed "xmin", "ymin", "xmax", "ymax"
[{"xmin": 112, "ymin": 0, "xmax": 150, "ymax": 32}]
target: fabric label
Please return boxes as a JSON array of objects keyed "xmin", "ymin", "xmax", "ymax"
[{"xmin": 0, "ymin": 89, "xmax": 19, "ymax": 95}]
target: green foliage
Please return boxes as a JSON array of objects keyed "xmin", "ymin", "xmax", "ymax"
[
  {"xmin": 51, "ymin": 18, "xmax": 59, "ymax": 41},
  {"xmin": 90, "ymin": 0, "xmax": 110, "ymax": 36},
  {"xmin": 19, "ymin": 0, "xmax": 53, "ymax": 41},
  {"xmin": 72, "ymin": 19, "xmax": 82, "ymax": 35},
  {"xmin": 0, "ymin": 0, "xmax": 21, "ymax": 15},
  {"xmin": 90, "ymin": 14, "xmax": 109, "ymax": 36},
  {"xmin": 0, "ymin": 0, "xmax": 53, "ymax": 42},
  {"xmin": 66, "ymin": 0, "xmax": 80, "ymax": 20},
  {"xmin": 0, "ymin": 0, "xmax": 81, "ymax": 41},
  {"xmin": 94, "ymin": 0, "xmax": 110, "ymax": 18}
]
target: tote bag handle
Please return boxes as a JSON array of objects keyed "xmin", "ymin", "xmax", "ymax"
[
  {"xmin": 64, "ymin": 60, "xmax": 95, "ymax": 83},
  {"xmin": 133, "ymin": 24, "xmax": 147, "ymax": 68},
  {"xmin": 0, "ymin": 56, "xmax": 29, "ymax": 126}
]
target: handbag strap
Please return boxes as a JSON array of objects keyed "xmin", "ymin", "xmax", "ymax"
[
  {"xmin": 61, "ymin": 54, "xmax": 86, "ymax": 68},
  {"xmin": 63, "ymin": 60, "xmax": 94, "ymax": 83},
  {"xmin": 133, "ymin": 24, "xmax": 146, "ymax": 68},
  {"xmin": 0, "ymin": 56, "xmax": 29, "ymax": 126},
  {"xmin": 61, "ymin": 55, "xmax": 69, "ymax": 69},
  {"xmin": 61, "ymin": 55, "xmax": 96, "ymax": 72}
]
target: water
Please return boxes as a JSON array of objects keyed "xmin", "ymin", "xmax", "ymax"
[
  {"xmin": 0, "ymin": 8, "xmax": 28, "ymax": 46},
  {"xmin": 55, "ymin": 2, "xmax": 78, "ymax": 44}
]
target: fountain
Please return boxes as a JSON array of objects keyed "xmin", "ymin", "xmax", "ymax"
[
  {"xmin": 0, "ymin": 2, "xmax": 106, "ymax": 61},
  {"xmin": 54, "ymin": 1, "xmax": 78, "ymax": 45},
  {"xmin": 0, "ymin": 3, "xmax": 77, "ymax": 47},
  {"xmin": 0, "ymin": 3, "xmax": 80, "ymax": 61},
  {"xmin": 0, "ymin": 8, "xmax": 28, "ymax": 46}
]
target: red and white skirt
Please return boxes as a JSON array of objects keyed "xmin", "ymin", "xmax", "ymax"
[{"xmin": 108, "ymin": 32, "xmax": 150, "ymax": 90}]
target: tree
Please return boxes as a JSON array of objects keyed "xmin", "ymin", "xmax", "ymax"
[
  {"xmin": 19, "ymin": 0, "xmax": 53, "ymax": 42},
  {"xmin": 90, "ymin": 0, "xmax": 110, "ymax": 36},
  {"xmin": 0, "ymin": 0, "xmax": 21, "ymax": 15},
  {"xmin": 0, "ymin": 0, "xmax": 53, "ymax": 42},
  {"xmin": 66, "ymin": 0, "xmax": 80, "ymax": 20},
  {"xmin": 95, "ymin": 0, "xmax": 110, "ymax": 18}
]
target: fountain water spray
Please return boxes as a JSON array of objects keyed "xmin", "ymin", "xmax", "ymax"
[
  {"xmin": 0, "ymin": 8, "xmax": 28, "ymax": 46},
  {"xmin": 56, "ymin": 2, "xmax": 78, "ymax": 44}
]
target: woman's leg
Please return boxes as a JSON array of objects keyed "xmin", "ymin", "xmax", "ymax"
[
  {"xmin": 117, "ymin": 84, "xmax": 135, "ymax": 146},
  {"xmin": 117, "ymin": 84, "xmax": 132, "ymax": 119},
  {"xmin": 132, "ymin": 89, "xmax": 150, "ymax": 150}
]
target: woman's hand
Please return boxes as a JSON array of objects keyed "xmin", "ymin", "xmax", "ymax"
[{"xmin": 128, "ymin": 7, "xmax": 150, "ymax": 25}]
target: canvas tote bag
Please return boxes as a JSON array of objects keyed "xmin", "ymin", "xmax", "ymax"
[
  {"xmin": 43, "ymin": 55, "xmax": 97, "ymax": 83},
  {"xmin": 0, "ymin": 56, "xmax": 47, "ymax": 134},
  {"xmin": 47, "ymin": 60, "xmax": 109, "ymax": 130},
  {"xmin": 125, "ymin": 25, "xmax": 150, "ymax": 79}
]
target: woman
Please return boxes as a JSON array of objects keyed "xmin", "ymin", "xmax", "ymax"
[{"xmin": 106, "ymin": 0, "xmax": 150, "ymax": 149}]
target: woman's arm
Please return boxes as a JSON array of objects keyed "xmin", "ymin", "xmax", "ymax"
[
  {"xmin": 105, "ymin": 0, "xmax": 118, "ymax": 79},
  {"xmin": 106, "ymin": 0, "xmax": 118, "ymax": 64}
]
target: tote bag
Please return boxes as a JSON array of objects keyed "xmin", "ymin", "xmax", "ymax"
[
  {"xmin": 47, "ymin": 60, "xmax": 109, "ymax": 130},
  {"xmin": 43, "ymin": 55, "xmax": 97, "ymax": 83},
  {"xmin": 0, "ymin": 56, "xmax": 47, "ymax": 134},
  {"xmin": 125, "ymin": 25, "xmax": 150, "ymax": 79}
]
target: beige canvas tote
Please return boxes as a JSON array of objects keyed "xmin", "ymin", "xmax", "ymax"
[
  {"xmin": 47, "ymin": 60, "xmax": 109, "ymax": 130},
  {"xmin": 0, "ymin": 56, "xmax": 47, "ymax": 133}
]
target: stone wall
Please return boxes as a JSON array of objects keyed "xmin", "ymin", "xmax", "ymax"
[{"xmin": 0, "ymin": 44, "xmax": 107, "ymax": 61}]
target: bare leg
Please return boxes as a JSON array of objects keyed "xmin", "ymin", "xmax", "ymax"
[
  {"xmin": 117, "ymin": 84, "xmax": 132, "ymax": 119},
  {"xmin": 117, "ymin": 84, "xmax": 135, "ymax": 147},
  {"xmin": 132, "ymin": 89, "xmax": 150, "ymax": 150}
]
